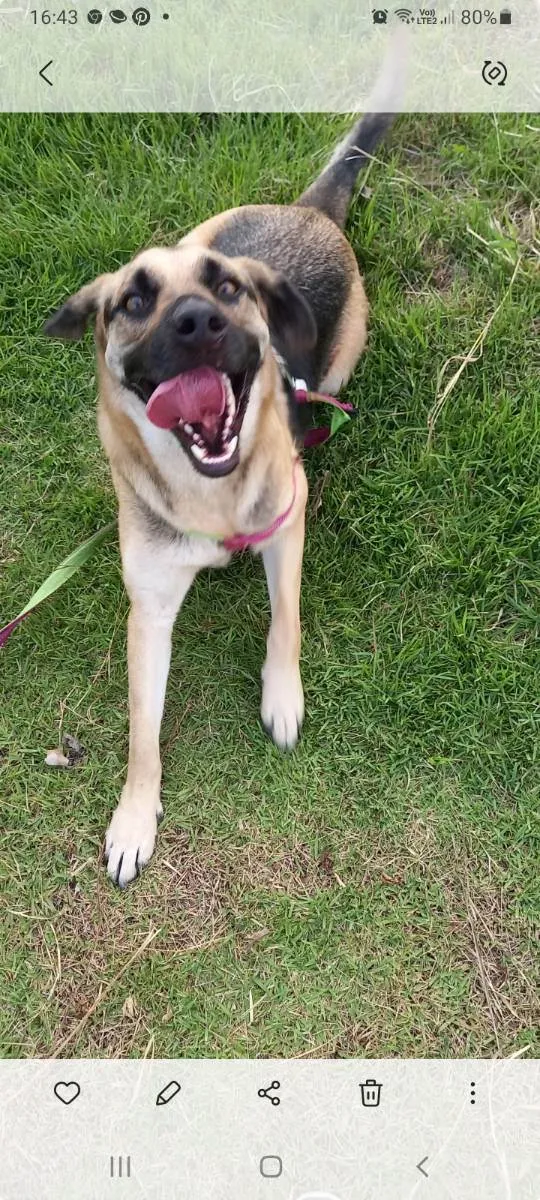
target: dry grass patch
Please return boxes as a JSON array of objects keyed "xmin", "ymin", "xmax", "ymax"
[
  {"xmin": 446, "ymin": 870, "xmax": 539, "ymax": 1053},
  {"xmin": 28, "ymin": 830, "xmax": 337, "ymax": 1054}
]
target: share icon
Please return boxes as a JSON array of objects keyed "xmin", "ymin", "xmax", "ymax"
[{"xmin": 258, "ymin": 1080, "xmax": 281, "ymax": 1106}]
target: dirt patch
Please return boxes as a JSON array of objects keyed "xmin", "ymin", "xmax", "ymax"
[
  {"xmin": 402, "ymin": 240, "xmax": 466, "ymax": 301},
  {"xmin": 233, "ymin": 835, "xmax": 331, "ymax": 897},
  {"xmin": 365, "ymin": 820, "xmax": 540, "ymax": 1050},
  {"xmin": 504, "ymin": 200, "xmax": 538, "ymax": 251},
  {"xmin": 445, "ymin": 874, "xmax": 539, "ymax": 1051},
  {"xmin": 31, "ymin": 830, "xmax": 336, "ymax": 1054},
  {"xmin": 423, "ymin": 240, "xmax": 465, "ymax": 296},
  {"xmin": 336, "ymin": 814, "xmax": 441, "ymax": 887},
  {"xmin": 27, "ymin": 817, "xmax": 539, "ymax": 1057},
  {"xmin": 430, "ymin": 260, "xmax": 457, "ymax": 293},
  {"xmin": 398, "ymin": 143, "xmax": 479, "ymax": 198}
]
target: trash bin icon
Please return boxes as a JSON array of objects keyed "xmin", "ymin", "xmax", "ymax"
[{"xmin": 360, "ymin": 1079, "xmax": 382, "ymax": 1107}]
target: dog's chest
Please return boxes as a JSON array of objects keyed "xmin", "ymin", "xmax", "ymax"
[{"xmin": 100, "ymin": 396, "xmax": 286, "ymax": 567}]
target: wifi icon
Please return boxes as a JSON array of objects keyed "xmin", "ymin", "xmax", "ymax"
[{"xmin": 395, "ymin": 6, "xmax": 413, "ymax": 19}]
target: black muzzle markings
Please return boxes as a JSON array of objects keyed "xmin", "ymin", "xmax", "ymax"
[{"xmin": 124, "ymin": 298, "xmax": 261, "ymax": 478}]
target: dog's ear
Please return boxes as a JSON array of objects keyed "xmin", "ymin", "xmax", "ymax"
[
  {"xmin": 43, "ymin": 274, "xmax": 113, "ymax": 340},
  {"xmin": 241, "ymin": 258, "xmax": 317, "ymax": 358}
]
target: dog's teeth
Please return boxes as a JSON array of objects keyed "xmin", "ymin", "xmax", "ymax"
[
  {"xmin": 184, "ymin": 423, "xmax": 194, "ymax": 435},
  {"xmin": 190, "ymin": 432, "xmax": 239, "ymax": 467}
]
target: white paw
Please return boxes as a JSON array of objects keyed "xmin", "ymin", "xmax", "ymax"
[
  {"xmin": 104, "ymin": 797, "xmax": 162, "ymax": 888},
  {"xmin": 261, "ymin": 664, "xmax": 304, "ymax": 750}
]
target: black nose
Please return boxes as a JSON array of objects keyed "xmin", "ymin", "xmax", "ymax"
[{"xmin": 172, "ymin": 296, "xmax": 227, "ymax": 345}]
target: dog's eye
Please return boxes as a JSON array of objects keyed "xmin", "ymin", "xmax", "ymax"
[
  {"xmin": 123, "ymin": 293, "xmax": 147, "ymax": 315},
  {"xmin": 217, "ymin": 278, "xmax": 241, "ymax": 301}
]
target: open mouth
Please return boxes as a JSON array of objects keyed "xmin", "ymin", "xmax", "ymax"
[{"xmin": 143, "ymin": 365, "xmax": 255, "ymax": 478}]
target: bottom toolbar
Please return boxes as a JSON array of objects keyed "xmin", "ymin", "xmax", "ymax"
[{"xmin": 0, "ymin": 1060, "xmax": 538, "ymax": 1198}]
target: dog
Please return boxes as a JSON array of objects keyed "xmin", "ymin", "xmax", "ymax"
[{"xmin": 44, "ymin": 108, "xmax": 397, "ymax": 887}]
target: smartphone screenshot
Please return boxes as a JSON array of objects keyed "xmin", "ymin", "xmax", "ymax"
[{"xmin": 0, "ymin": 1, "xmax": 538, "ymax": 1196}]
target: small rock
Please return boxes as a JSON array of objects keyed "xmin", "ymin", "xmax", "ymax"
[
  {"xmin": 45, "ymin": 748, "xmax": 70, "ymax": 768},
  {"xmin": 44, "ymin": 732, "xmax": 86, "ymax": 769},
  {"xmin": 245, "ymin": 927, "xmax": 270, "ymax": 943},
  {"xmin": 62, "ymin": 733, "xmax": 86, "ymax": 765}
]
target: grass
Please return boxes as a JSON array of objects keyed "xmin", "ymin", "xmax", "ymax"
[{"xmin": 0, "ymin": 113, "xmax": 538, "ymax": 1059}]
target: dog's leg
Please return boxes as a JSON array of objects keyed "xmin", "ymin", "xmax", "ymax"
[
  {"xmin": 261, "ymin": 470, "xmax": 308, "ymax": 750},
  {"xmin": 105, "ymin": 536, "xmax": 197, "ymax": 888}
]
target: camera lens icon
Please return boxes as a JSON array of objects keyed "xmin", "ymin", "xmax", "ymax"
[
  {"xmin": 87, "ymin": 8, "xmax": 102, "ymax": 22},
  {"xmin": 132, "ymin": 6, "xmax": 151, "ymax": 23}
]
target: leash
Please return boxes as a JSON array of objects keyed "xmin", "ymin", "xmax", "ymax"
[
  {"xmin": 292, "ymin": 377, "xmax": 356, "ymax": 448},
  {"xmin": 0, "ymin": 379, "xmax": 356, "ymax": 648}
]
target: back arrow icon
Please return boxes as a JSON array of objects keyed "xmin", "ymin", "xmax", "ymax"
[
  {"xmin": 416, "ymin": 1157, "xmax": 429, "ymax": 1178},
  {"xmin": 39, "ymin": 60, "xmax": 54, "ymax": 85}
]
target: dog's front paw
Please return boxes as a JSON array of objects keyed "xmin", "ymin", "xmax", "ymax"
[
  {"xmin": 261, "ymin": 663, "xmax": 304, "ymax": 751},
  {"xmin": 104, "ymin": 798, "xmax": 163, "ymax": 888}
]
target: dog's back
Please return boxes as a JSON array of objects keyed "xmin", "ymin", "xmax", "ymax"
[
  {"xmin": 181, "ymin": 106, "xmax": 394, "ymax": 390},
  {"xmin": 181, "ymin": 37, "xmax": 405, "ymax": 388}
]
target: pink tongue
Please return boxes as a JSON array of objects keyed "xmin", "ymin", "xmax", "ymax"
[{"xmin": 146, "ymin": 367, "xmax": 227, "ymax": 441}]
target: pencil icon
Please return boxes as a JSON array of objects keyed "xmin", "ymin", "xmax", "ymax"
[{"xmin": 156, "ymin": 1080, "xmax": 181, "ymax": 1106}]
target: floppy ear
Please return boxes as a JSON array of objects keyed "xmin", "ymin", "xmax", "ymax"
[
  {"xmin": 43, "ymin": 274, "xmax": 113, "ymax": 340},
  {"xmin": 241, "ymin": 258, "xmax": 317, "ymax": 358}
]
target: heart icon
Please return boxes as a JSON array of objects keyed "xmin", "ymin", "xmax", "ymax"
[{"xmin": 54, "ymin": 1081, "xmax": 81, "ymax": 1105}]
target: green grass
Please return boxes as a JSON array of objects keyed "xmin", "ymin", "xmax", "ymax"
[{"xmin": 0, "ymin": 113, "xmax": 538, "ymax": 1059}]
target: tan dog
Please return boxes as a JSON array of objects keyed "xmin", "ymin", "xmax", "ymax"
[{"xmin": 44, "ymin": 111, "xmax": 395, "ymax": 887}]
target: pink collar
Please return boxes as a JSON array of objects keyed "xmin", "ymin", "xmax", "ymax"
[
  {"xmin": 219, "ymin": 381, "xmax": 355, "ymax": 552},
  {"xmin": 222, "ymin": 457, "xmax": 300, "ymax": 552}
]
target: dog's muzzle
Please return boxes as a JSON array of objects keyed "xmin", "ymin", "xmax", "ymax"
[{"xmin": 123, "ymin": 297, "xmax": 261, "ymax": 478}]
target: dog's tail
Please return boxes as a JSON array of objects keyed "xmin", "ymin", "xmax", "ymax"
[{"xmin": 295, "ymin": 32, "xmax": 408, "ymax": 229}]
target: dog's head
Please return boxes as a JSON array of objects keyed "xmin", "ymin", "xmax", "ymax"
[{"xmin": 44, "ymin": 244, "xmax": 316, "ymax": 478}]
